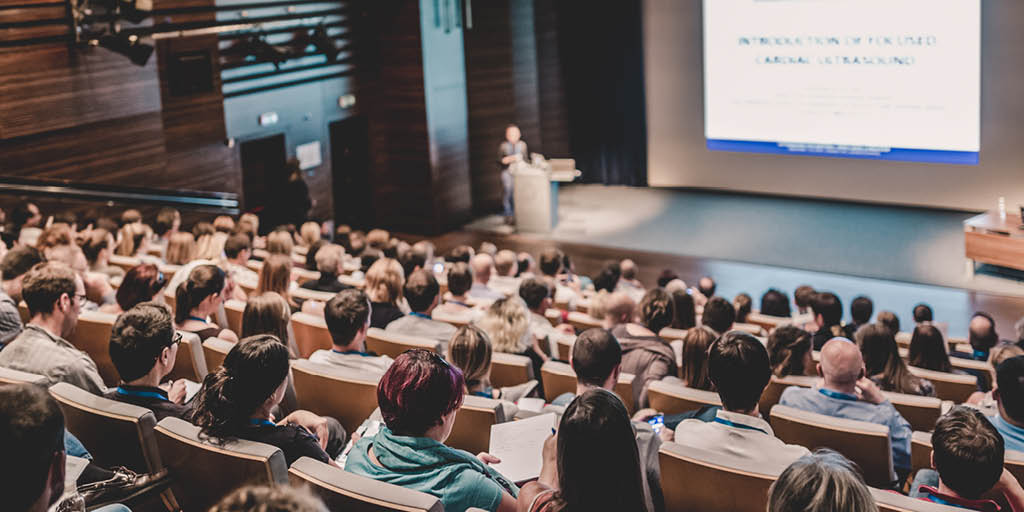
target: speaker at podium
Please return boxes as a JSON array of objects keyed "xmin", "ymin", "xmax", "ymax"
[{"xmin": 512, "ymin": 156, "xmax": 580, "ymax": 233}]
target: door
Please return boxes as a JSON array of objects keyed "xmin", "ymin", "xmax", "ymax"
[
  {"xmin": 239, "ymin": 134, "xmax": 286, "ymax": 232},
  {"xmin": 329, "ymin": 116, "xmax": 372, "ymax": 229}
]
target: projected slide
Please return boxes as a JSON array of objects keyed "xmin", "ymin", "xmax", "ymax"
[{"xmin": 703, "ymin": 0, "xmax": 980, "ymax": 164}]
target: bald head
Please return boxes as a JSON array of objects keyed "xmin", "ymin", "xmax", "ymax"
[
  {"xmin": 819, "ymin": 338, "xmax": 864, "ymax": 386},
  {"xmin": 603, "ymin": 292, "xmax": 636, "ymax": 327},
  {"xmin": 470, "ymin": 253, "xmax": 493, "ymax": 284},
  {"xmin": 494, "ymin": 250, "xmax": 518, "ymax": 277},
  {"xmin": 620, "ymin": 259, "xmax": 638, "ymax": 280},
  {"xmin": 969, "ymin": 313, "xmax": 998, "ymax": 351}
]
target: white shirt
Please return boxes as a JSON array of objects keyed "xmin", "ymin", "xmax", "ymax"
[
  {"xmin": 309, "ymin": 349, "xmax": 393, "ymax": 375},
  {"xmin": 488, "ymin": 275, "xmax": 520, "ymax": 297},
  {"xmin": 672, "ymin": 409, "xmax": 810, "ymax": 474}
]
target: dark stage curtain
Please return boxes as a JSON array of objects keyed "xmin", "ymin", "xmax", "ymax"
[{"xmin": 554, "ymin": 0, "xmax": 647, "ymax": 186}]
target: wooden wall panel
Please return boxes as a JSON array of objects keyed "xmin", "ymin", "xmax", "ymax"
[{"xmin": 533, "ymin": 0, "xmax": 570, "ymax": 159}]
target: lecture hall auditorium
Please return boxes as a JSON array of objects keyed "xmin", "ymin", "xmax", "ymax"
[{"xmin": 2, "ymin": 0, "xmax": 1023, "ymax": 511}]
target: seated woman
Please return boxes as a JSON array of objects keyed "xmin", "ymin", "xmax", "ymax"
[
  {"xmin": 768, "ymin": 449, "xmax": 876, "ymax": 512},
  {"xmin": 679, "ymin": 326, "xmax": 715, "ymax": 391},
  {"xmin": 345, "ymin": 349, "xmax": 519, "ymax": 512},
  {"xmin": 447, "ymin": 325, "xmax": 537, "ymax": 417},
  {"xmin": 856, "ymin": 323, "xmax": 934, "ymax": 397},
  {"xmin": 175, "ymin": 264, "xmax": 238, "ymax": 342},
  {"xmin": 477, "ymin": 296, "xmax": 548, "ymax": 388},
  {"xmin": 81, "ymin": 228, "xmax": 124, "ymax": 280},
  {"xmin": 365, "ymin": 258, "xmax": 406, "ymax": 329},
  {"xmin": 256, "ymin": 254, "xmax": 299, "ymax": 312},
  {"xmin": 191, "ymin": 334, "xmax": 345, "ymax": 466},
  {"xmin": 242, "ymin": 292, "xmax": 298, "ymax": 358},
  {"xmin": 733, "ymin": 293, "xmax": 752, "ymax": 324},
  {"xmin": 99, "ymin": 263, "xmax": 168, "ymax": 315},
  {"xmin": 519, "ymin": 389, "xmax": 648, "ymax": 512},
  {"xmin": 766, "ymin": 325, "xmax": 816, "ymax": 378},
  {"xmin": 908, "ymin": 324, "xmax": 959, "ymax": 374},
  {"xmin": 165, "ymin": 232, "xmax": 197, "ymax": 266}
]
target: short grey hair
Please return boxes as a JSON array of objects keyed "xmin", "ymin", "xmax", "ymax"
[
  {"xmin": 315, "ymin": 244, "xmax": 344, "ymax": 274},
  {"xmin": 767, "ymin": 449, "xmax": 876, "ymax": 512}
]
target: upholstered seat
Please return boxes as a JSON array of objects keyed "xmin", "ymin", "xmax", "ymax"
[
  {"xmin": 647, "ymin": 379, "xmax": 722, "ymax": 415},
  {"xmin": 490, "ymin": 352, "xmax": 534, "ymax": 388},
  {"xmin": 365, "ymin": 327, "xmax": 440, "ymax": 359},
  {"xmin": 289, "ymin": 456, "xmax": 444, "ymax": 512},
  {"xmin": 291, "ymin": 359, "xmax": 381, "ymax": 434}
]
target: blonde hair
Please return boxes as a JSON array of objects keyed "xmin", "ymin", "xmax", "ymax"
[
  {"xmin": 115, "ymin": 223, "xmax": 150, "ymax": 257},
  {"xmin": 300, "ymin": 222, "xmax": 321, "ymax": 247},
  {"xmin": 448, "ymin": 325, "xmax": 493, "ymax": 387},
  {"xmin": 365, "ymin": 258, "xmax": 404, "ymax": 304},
  {"xmin": 477, "ymin": 296, "xmax": 531, "ymax": 353},
  {"xmin": 267, "ymin": 230, "xmax": 294, "ymax": 256},
  {"xmin": 315, "ymin": 244, "xmax": 344, "ymax": 274},
  {"xmin": 366, "ymin": 229, "xmax": 390, "ymax": 249},
  {"xmin": 196, "ymin": 231, "xmax": 228, "ymax": 261},
  {"xmin": 257, "ymin": 254, "xmax": 294, "ymax": 307},
  {"xmin": 165, "ymin": 232, "xmax": 196, "ymax": 265},
  {"xmin": 210, "ymin": 484, "xmax": 327, "ymax": 512},
  {"xmin": 242, "ymin": 292, "xmax": 291, "ymax": 349},
  {"xmin": 587, "ymin": 290, "xmax": 611, "ymax": 321},
  {"xmin": 239, "ymin": 213, "xmax": 259, "ymax": 234},
  {"xmin": 213, "ymin": 215, "xmax": 235, "ymax": 233}
]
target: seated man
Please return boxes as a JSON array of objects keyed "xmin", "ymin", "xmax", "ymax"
[
  {"xmin": 842, "ymin": 296, "xmax": 873, "ymax": 340},
  {"xmin": 779, "ymin": 337, "xmax": 912, "ymax": 476},
  {"xmin": 106, "ymin": 302, "xmax": 192, "ymax": 421},
  {"xmin": 911, "ymin": 406, "xmax": 1024, "ymax": 511},
  {"xmin": 955, "ymin": 312, "xmax": 1002, "ymax": 362},
  {"xmin": 434, "ymin": 262, "xmax": 475, "ymax": 316},
  {"xmin": 615, "ymin": 259, "xmax": 645, "ymax": 302},
  {"xmin": 991, "ymin": 355, "xmax": 1024, "ymax": 452},
  {"xmin": 0, "ymin": 262, "xmax": 108, "ymax": 394},
  {"xmin": 488, "ymin": 250, "xmax": 520, "ymax": 297},
  {"xmin": 385, "ymin": 269, "xmax": 456, "ymax": 349},
  {"xmin": 605, "ymin": 291, "xmax": 677, "ymax": 408},
  {"xmin": 310, "ymin": 289, "xmax": 393, "ymax": 374},
  {"xmin": 0, "ymin": 245, "xmax": 44, "ymax": 347},
  {"xmin": 671, "ymin": 331, "xmax": 809, "ymax": 473},
  {"xmin": 518, "ymin": 277, "xmax": 573, "ymax": 357},
  {"xmin": 301, "ymin": 244, "xmax": 352, "ymax": 293},
  {"xmin": 222, "ymin": 232, "xmax": 258, "ymax": 290},
  {"xmin": 538, "ymin": 247, "xmax": 580, "ymax": 307},
  {"xmin": 468, "ymin": 253, "xmax": 504, "ymax": 301},
  {"xmin": 810, "ymin": 292, "xmax": 844, "ymax": 350},
  {"xmin": 700, "ymin": 296, "xmax": 735, "ymax": 337}
]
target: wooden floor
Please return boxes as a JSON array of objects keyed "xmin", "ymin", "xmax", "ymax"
[{"xmin": 412, "ymin": 230, "xmax": 1024, "ymax": 341}]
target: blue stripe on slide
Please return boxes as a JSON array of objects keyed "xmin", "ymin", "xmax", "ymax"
[{"xmin": 706, "ymin": 139, "xmax": 978, "ymax": 165}]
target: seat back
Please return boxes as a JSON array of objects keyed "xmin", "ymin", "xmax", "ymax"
[
  {"xmin": 365, "ymin": 327, "xmax": 440, "ymax": 360},
  {"xmin": 949, "ymin": 356, "xmax": 992, "ymax": 390},
  {"xmin": 447, "ymin": 395, "xmax": 504, "ymax": 455},
  {"xmin": 166, "ymin": 331, "xmax": 209, "ymax": 382},
  {"xmin": 291, "ymin": 360, "xmax": 381, "ymax": 434},
  {"xmin": 292, "ymin": 287, "xmax": 337, "ymax": 304},
  {"xmin": 770, "ymin": 404, "xmax": 894, "ymax": 488},
  {"xmin": 0, "ymin": 366, "xmax": 47, "ymax": 385},
  {"xmin": 490, "ymin": 352, "xmax": 533, "ymax": 388},
  {"xmin": 293, "ymin": 268, "xmax": 320, "ymax": 285},
  {"xmin": 908, "ymin": 367, "xmax": 977, "ymax": 403},
  {"xmin": 659, "ymin": 443, "xmax": 776, "ymax": 512},
  {"xmin": 66, "ymin": 310, "xmax": 119, "ymax": 387},
  {"xmin": 556, "ymin": 336, "xmax": 574, "ymax": 361},
  {"xmin": 759, "ymin": 375, "xmax": 818, "ymax": 418},
  {"xmin": 155, "ymin": 417, "xmax": 289, "ymax": 512},
  {"xmin": 539, "ymin": 361, "xmax": 635, "ymax": 413},
  {"xmin": 50, "ymin": 382, "xmax": 162, "ymax": 473},
  {"xmin": 565, "ymin": 311, "xmax": 602, "ymax": 332},
  {"xmin": 291, "ymin": 312, "xmax": 333, "ymax": 358},
  {"xmin": 202, "ymin": 337, "xmax": 235, "ymax": 372},
  {"xmin": 871, "ymin": 488, "xmax": 966, "ymax": 511},
  {"xmin": 883, "ymin": 391, "xmax": 942, "ymax": 433},
  {"xmin": 647, "ymin": 379, "xmax": 722, "ymax": 415},
  {"xmin": 746, "ymin": 312, "xmax": 791, "ymax": 332},
  {"xmin": 224, "ymin": 299, "xmax": 246, "ymax": 335},
  {"xmin": 431, "ymin": 309, "xmax": 473, "ymax": 329},
  {"xmin": 289, "ymin": 457, "xmax": 444, "ymax": 512},
  {"xmin": 108, "ymin": 254, "xmax": 142, "ymax": 272}
]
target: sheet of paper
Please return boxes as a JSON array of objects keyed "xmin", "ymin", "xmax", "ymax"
[
  {"xmin": 517, "ymin": 397, "xmax": 546, "ymax": 413},
  {"xmin": 337, "ymin": 420, "xmax": 381, "ymax": 467},
  {"xmin": 488, "ymin": 413, "xmax": 556, "ymax": 484},
  {"xmin": 184, "ymin": 380, "xmax": 201, "ymax": 403}
]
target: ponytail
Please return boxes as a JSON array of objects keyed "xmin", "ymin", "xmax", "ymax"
[{"xmin": 174, "ymin": 264, "xmax": 226, "ymax": 325}]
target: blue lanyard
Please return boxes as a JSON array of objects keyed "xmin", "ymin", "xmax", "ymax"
[
  {"xmin": 713, "ymin": 417, "xmax": 768, "ymax": 435},
  {"xmin": 409, "ymin": 311, "xmax": 432, "ymax": 320},
  {"xmin": 116, "ymin": 387, "xmax": 169, "ymax": 402},
  {"xmin": 187, "ymin": 316, "xmax": 208, "ymax": 324},
  {"xmin": 974, "ymin": 350, "xmax": 989, "ymax": 361},
  {"xmin": 249, "ymin": 418, "xmax": 276, "ymax": 427},
  {"xmin": 448, "ymin": 301, "xmax": 470, "ymax": 308},
  {"xmin": 818, "ymin": 388, "xmax": 859, "ymax": 401},
  {"xmin": 331, "ymin": 349, "xmax": 375, "ymax": 357}
]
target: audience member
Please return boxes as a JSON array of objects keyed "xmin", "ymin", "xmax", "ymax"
[
  {"xmin": 671, "ymin": 331, "xmax": 809, "ymax": 472},
  {"xmin": 656, "ymin": 269, "xmax": 679, "ymax": 288},
  {"xmin": 478, "ymin": 241, "xmax": 497, "ymax": 256},
  {"xmin": 191, "ymin": 335, "xmax": 345, "ymax": 466},
  {"xmin": 520, "ymin": 389, "xmax": 650, "ymax": 512},
  {"xmin": 364, "ymin": 258, "xmax": 405, "ymax": 328},
  {"xmin": 174, "ymin": 264, "xmax": 238, "ymax": 342},
  {"xmin": 914, "ymin": 303, "xmax": 934, "ymax": 324},
  {"xmin": 668, "ymin": 286, "xmax": 696, "ymax": 330},
  {"xmin": 516, "ymin": 251, "xmax": 536, "ymax": 278},
  {"xmin": 345, "ymin": 350, "xmax": 518, "ymax": 512},
  {"xmin": 697, "ymin": 276, "xmax": 716, "ymax": 300},
  {"xmin": 435, "ymin": 262, "xmax": 474, "ymax": 316},
  {"xmin": 616, "ymin": 259, "xmax": 645, "ymax": 302},
  {"xmin": 242, "ymin": 292, "xmax": 297, "ymax": 357},
  {"xmin": 256, "ymin": 254, "xmax": 298, "ymax": 311},
  {"xmin": 766, "ymin": 325, "xmax": 815, "ymax": 378},
  {"xmin": 151, "ymin": 207, "xmax": 180, "ymax": 256},
  {"xmin": 310, "ymin": 289, "xmax": 392, "ymax": 373},
  {"xmin": 732, "ymin": 293, "xmax": 752, "ymax": 323},
  {"xmin": 300, "ymin": 244, "xmax": 350, "ymax": 293},
  {"xmin": 303, "ymin": 239, "xmax": 327, "ymax": 272},
  {"xmin": 165, "ymin": 232, "xmax": 197, "ymax": 266},
  {"xmin": 0, "ymin": 245, "xmax": 43, "ymax": 346},
  {"xmin": 592, "ymin": 260, "xmax": 621, "ymax": 293},
  {"xmin": 209, "ymin": 484, "xmax": 328, "ymax": 512},
  {"xmin": 446, "ymin": 244, "xmax": 474, "ymax": 264},
  {"xmin": 958, "ymin": 312, "xmax": 1001, "ymax": 362},
  {"xmin": 701, "ymin": 296, "xmax": 735, "ymax": 336},
  {"xmin": 385, "ymin": 269, "xmax": 456, "ymax": 348},
  {"xmin": 519, "ymin": 277, "xmax": 572, "ymax": 357},
  {"xmin": 877, "ymin": 310, "xmax": 901, "ymax": 336},
  {"xmin": 222, "ymin": 232, "xmax": 258, "ymax": 287},
  {"xmin": 992, "ymin": 356, "xmax": 1024, "ymax": 452},
  {"xmin": 0, "ymin": 262, "xmax": 108, "ymax": 394},
  {"xmin": 607, "ymin": 290, "xmax": 677, "ymax": 408},
  {"xmin": 81, "ymin": 229, "xmax": 124, "ymax": 280},
  {"xmin": 477, "ymin": 296, "xmax": 547, "ymax": 382},
  {"xmin": 37, "ymin": 224, "xmax": 73, "ymax": 254},
  {"xmin": 299, "ymin": 221, "xmax": 320, "ymax": 248},
  {"xmin": 120, "ymin": 209, "xmax": 142, "ymax": 226},
  {"xmin": 680, "ymin": 326, "xmax": 716, "ymax": 390},
  {"xmin": 793, "ymin": 285, "xmax": 817, "ymax": 326},
  {"xmin": 767, "ymin": 449, "xmax": 876, "ymax": 512},
  {"xmin": 101, "ymin": 263, "xmax": 168, "ymax": 315},
  {"xmin": 447, "ymin": 325, "xmax": 536, "ymax": 413},
  {"xmin": 810, "ymin": 292, "xmax": 844, "ymax": 350},
  {"xmin": 469, "ymin": 253, "xmax": 504, "ymax": 301},
  {"xmin": 908, "ymin": 324, "xmax": 955, "ymax": 374},
  {"xmin": 266, "ymin": 229, "xmax": 294, "ymax": 256},
  {"xmin": 106, "ymin": 302, "xmax": 191, "ymax": 420},
  {"xmin": 843, "ymin": 295, "xmax": 874, "ymax": 339},
  {"xmin": 489, "ymin": 249, "xmax": 520, "ymax": 297},
  {"xmin": 856, "ymin": 323, "xmax": 934, "ymax": 397},
  {"xmin": 760, "ymin": 288, "xmax": 792, "ymax": 318},
  {"xmin": 780, "ymin": 338, "xmax": 911, "ymax": 475},
  {"xmin": 8, "ymin": 201, "xmax": 43, "ymax": 245}
]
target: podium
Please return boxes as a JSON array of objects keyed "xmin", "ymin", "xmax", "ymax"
[{"xmin": 512, "ymin": 157, "xmax": 580, "ymax": 233}]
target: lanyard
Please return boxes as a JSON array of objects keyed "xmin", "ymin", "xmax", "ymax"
[
  {"xmin": 187, "ymin": 316, "xmax": 208, "ymax": 324},
  {"xmin": 249, "ymin": 418, "xmax": 276, "ymax": 427},
  {"xmin": 448, "ymin": 301, "xmax": 470, "ymax": 308},
  {"xmin": 332, "ymin": 349, "xmax": 374, "ymax": 357},
  {"xmin": 818, "ymin": 388, "xmax": 859, "ymax": 401},
  {"xmin": 713, "ymin": 417, "xmax": 768, "ymax": 435},
  {"xmin": 116, "ymin": 387, "xmax": 169, "ymax": 402},
  {"xmin": 409, "ymin": 312, "xmax": 432, "ymax": 320}
]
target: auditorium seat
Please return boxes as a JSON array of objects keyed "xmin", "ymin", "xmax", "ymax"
[
  {"xmin": 202, "ymin": 337, "xmax": 235, "ymax": 373},
  {"xmin": 365, "ymin": 327, "xmax": 440, "ymax": 359},
  {"xmin": 948, "ymin": 356, "xmax": 992, "ymax": 390},
  {"xmin": 556, "ymin": 336, "xmax": 574, "ymax": 361},
  {"xmin": 292, "ymin": 287, "xmax": 336, "ymax": 305},
  {"xmin": 108, "ymin": 254, "xmax": 142, "ymax": 273},
  {"xmin": 658, "ymin": 442, "xmax": 776, "ymax": 512},
  {"xmin": 289, "ymin": 457, "xmax": 444, "ymax": 512},
  {"xmin": 447, "ymin": 394, "xmax": 506, "ymax": 455},
  {"xmin": 566, "ymin": 311, "xmax": 603, "ymax": 332},
  {"xmin": 770, "ymin": 404, "xmax": 894, "ymax": 488},
  {"xmin": 658, "ymin": 327, "xmax": 688, "ymax": 340},
  {"xmin": 158, "ymin": 263, "xmax": 180, "ymax": 284},
  {"xmin": 164, "ymin": 288, "xmax": 176, "ymax": 314},
  {"xmin": 50, "ymin": 382, "xmax": 162, "ymax": 474},
  {"xmin": 155, "ymin": 416, "xmax": 289, "ymax": 512},
  {"xmin": 907, "ymin": 367, "xmax": 977, "ymax": 403},
  {"xmin": 746, "ymin": 311, "xmax": 791, "ymax": 332},
  {"xmin": 290, "ymin": 359, "xmax": 381, "ymax": 434},
  {"xmin": 871, "ymin": 487, "xmax": 965, "ymax": 511},
  {"xmin": 759, "ymin": 375, "xmax": 818, "ymax": 419},
  {"xmin": 66, "ymin": 309, "xmax": 119, "ymax": 387},
  {"xmin": 431, "ymin": 309, "xmax": 473, "ymax": 329},
  {"xmin": 0, "ymin": 366, "xmax": 47, "ymax": 385},
  {"xmin": 490, "ymin": 352, "xmax": 534, "ymax": 388},
  {"xmin": 539, "ymin": 361, "xmax": 636, "ymax": 414},
  {"xmin": 647, "ymin": 379, "xmax": 722, "ymax": 415},
  {"xmin": 732, "ymin": 322, "xmax": 766, "ymax": 336},
  {"xmin": 291, "ymin": 312, "xmax": 333, "ymax": 358},
  {"xmin": 224, "ymin": 299, "xmax": 246, "ymax": 335},
  {"xmin": 293, "ymin": 268, "xmax": 320, "ymax": 285},
  {"xmin": 166, "ymin": 331, "xmax": 209, "ymax": 382},
  {"xmin": 544, "ymin": 308, "xmax": 562, "ymax": 327},
  {"xmin": 882, "ymin": 391, "xmax": 943, "ymax": 433}
]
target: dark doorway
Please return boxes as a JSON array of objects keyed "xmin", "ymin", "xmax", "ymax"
[
  {"xmin": 240, "ymin": 133, "xmax": 286, "ymax": 231},
  {"xmin": 330, "ymin": 116, "xmax": 372, "ymax": 229}
]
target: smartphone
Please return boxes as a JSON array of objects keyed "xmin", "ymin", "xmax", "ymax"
[
  {"xmin": 647, "ymin": 414, "xmax": 665, "ymax": 435},
  {"xmin": 433, "ymin": 262, "xmax": 444, "ymax": 274}
]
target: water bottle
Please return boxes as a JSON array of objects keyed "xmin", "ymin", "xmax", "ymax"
[{"xmin": 999, "ymin": 196, "xmax": 1007, "ymax": 220}]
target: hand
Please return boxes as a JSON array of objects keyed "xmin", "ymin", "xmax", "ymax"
[
  {"xmin": 659, "ymin": 426, "xmax": 675, "ymax": 444},
  {"xmin": 167, "ymin": 379, "xmax": 187, "ymax": 404},
  {"xmin": 632, "ymin": 408, "xmax": 660, "ymax": 422},
  {"xmin": 502, "ymin": 155, "xmax": 516, "ymax": 165},
  {"xmin": 538, "ymin": 432, "xmax": 558, "ymax": 487},
  {"xmin": 279, "ymin": 410, "xmax": 330, "ymax": 450},
  {"xmin": 855, "ymin": 377, "xmax": 886, "ymax": 405},
  {"xmin": 476, "ymin": 452, "xmax": 501, "ymax": 465},
  {"xmin": 350, "ymin": 431, "xmax": 362, "ymax": 444}
]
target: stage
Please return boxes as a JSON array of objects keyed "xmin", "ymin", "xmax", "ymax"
[{"xmin": 457, "ymin": 184, "xmax": 1024, "ymax": 339}]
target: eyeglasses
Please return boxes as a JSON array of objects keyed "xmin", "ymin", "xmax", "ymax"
[
  {"xmin": 74, "ymin": 293, "xmax": 87, "ymax": 304},
  {"xmin": 154, "ymin": 271, "xmax": 166, "ymax": 291},
  {"xmin": 168, "ymin": 332, "xmax": 182, "ymax": 348}
]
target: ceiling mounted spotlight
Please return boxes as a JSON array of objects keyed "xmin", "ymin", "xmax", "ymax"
[{"xmin": 98, "ymin": 32, "xmax": 154, "ymax": 66}]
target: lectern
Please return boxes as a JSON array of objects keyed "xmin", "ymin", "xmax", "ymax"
[{"xmin": 512, "ymin": 157, "xmax": 580, "ymax": 233}]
